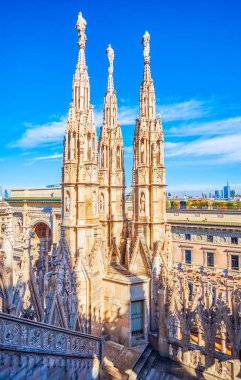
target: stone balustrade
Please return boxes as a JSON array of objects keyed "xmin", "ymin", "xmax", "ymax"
[{"xmin": 0, "ymin": 313, "xmax": 101, "ymax": 379}]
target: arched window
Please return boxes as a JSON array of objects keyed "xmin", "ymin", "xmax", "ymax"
[
  {"xmin": 68, "ymin": 132, "xmax": 71, "ymax": 160},
  {"xmin": 140, "ymin": 139, "xmax": 145, "ymax": 164},
  {"xmin": 156, "ymin": 140, "xmax": 160, "ymax": 165},
  {"xmin": 101, "ymin": 145, "xmax": 105, "ymax": 168},
  {"xmin": 65, "ymin": 190, "xmax": 70, "ymax": 213},
  {"xmin": 31, "ymin": 222, "xmax": 52, "ymax": 252},
  {"xmin": 73, "ymin": 132, "xmax": 77, "ymax": 160},
  {"xmin": 87, "ymin": 133, "xmax": 91, "ymax": 160},
  {"xmin": 188, "ymin": 282, "xmax": 193, "ymax": 301},
  {"xmin": 92, "ymin": 137, "xmax": 95, "ymax": 160},
  {"xmin": 117, "ymin": 146, "xmax": 121, "ymax": 169}
]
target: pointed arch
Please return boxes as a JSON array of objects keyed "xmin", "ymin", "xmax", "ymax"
[
  {"xmin": 48, "ymin": 292, "xmax": 68, "ymax": 329},
  {"xmin": 129, "ymin": 236, "xmax": 151, "ymax": 275}
]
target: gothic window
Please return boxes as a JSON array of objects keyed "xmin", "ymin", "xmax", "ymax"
[
  {"xmin": 140, "ymin": 192, "xmax": 145, "ymax": 214},
  {"xmin": 65, "ymin": 190, "xmax": 70, "ymax": 213},
  {"xmin": 101, "ymin": 146, "xmax": 105, "ymax": 168},
  {"xmin": 117, "ymin": 146, "xmax": 121, "ymax": 169},
  {"xmin": 131, "ymin": 300, "xmax": 144, "ymax": 336},
  {"xmin": 92, "ymin": 137, "xmax": 95, "ymax": 160},
  {"xmin": 73, "ymin": 132, "xmax": 77, "ymax": 160},
  {"xmin": 100, "ymin": 193, "xmax": 104, "ymax": 213},
  {"xmin": 188, "ymin": 282, "xmax": 193, "ymax": 301},
  {"xmin": 68, "ymin": 133, "xmax": 71, "ymax": 160},
  {"xmin": 87, "ymin": 133, "xmax": 91, "ymax": 160},
  {"xmin": 32, "ymin": 222, "xmax": 52, "ymax": 252},
  {"xmin": 140, "ymin": 139, "xmax": 145, "ymax": 164},
  {"xmin": 156, "ymin": 140, "xmax": 160, "ymax": 164}
]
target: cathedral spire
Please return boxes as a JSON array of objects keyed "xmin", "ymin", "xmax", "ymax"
[
  {"xmin": 76, "ymin": 12, "xmax": 87, "ymax": 67},
  {"xmin": 72, "ymin": 12, "xmax": 90, "ymax": 112},
  {"xmin": 140, "ymin": 31, "xmax": 155, "ymax": 120},
  {"xmin": 99, "ymin": 44, "xmax": 125, "ymax": 248},
  {"xmin": 103, "ymin": 44, "xmax": 118, "ymax": 128}
]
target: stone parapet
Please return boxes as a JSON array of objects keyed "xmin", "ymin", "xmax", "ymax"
[{"xmin": 0, "ymin": 313, "xmax": 101, "ymax": 379}]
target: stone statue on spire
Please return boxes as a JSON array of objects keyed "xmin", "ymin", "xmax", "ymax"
[
  {"xmin": 142, "ymin": 31, "xmax": 150, "ymax": 60},
  {"xmin": 76, "ymin": 12, "xmax": 87, "ymax": 48},
  {"xmin": 106, "ymin": 44, "xmax": 114, "ymax": 73}
]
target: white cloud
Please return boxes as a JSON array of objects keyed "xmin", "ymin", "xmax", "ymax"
[
  {"xmin": 34, "ymin": 153, "xmax": 63, "ymax": 161},
  {"xmin": 168, "ymin": 116, "xmax": 241, "ymax": 136},
  {"xmin": 158, "ymin": 99, "xmax": 209, "ymax": 122},
  {"xmin": 12, "ymin": 116, "xmax": 67, "ymax": 148},
  {"xmin": 12, "ymin": 98, "xmax": 209, "ymax": 149},
  {"xmin": 166, "ymin": 133, "xmax": 241, "ymax": 163},
  {"xmin": 124, "ymin": 146, "xmax": 133, "ymax": 158}
]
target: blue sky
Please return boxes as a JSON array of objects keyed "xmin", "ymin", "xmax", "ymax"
[{"xmin": 1, "ymin": 0, "xmax": 241, "ymax": 196}]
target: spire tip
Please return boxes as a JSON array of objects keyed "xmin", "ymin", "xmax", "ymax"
[
  {"xmin": 76, "ymin": 12, "xmax": 87, "ymax": 48},
  {"xmin": 107, "ymin": 44, "xmax": 114, "ymax": 72},
  {"xmin": 142, "ymin": 31, "xmax": 150, "ymax": 61}
]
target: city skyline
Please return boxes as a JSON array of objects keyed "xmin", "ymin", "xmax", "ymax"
[{"xmin": 1, "ymin": 0, "xmax": 241, "ymax": 193}]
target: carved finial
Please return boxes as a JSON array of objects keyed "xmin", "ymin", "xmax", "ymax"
[
  {"xmin": 106, "ymin": 44, "xmax": 114, "ymax": 73},
  {"xmin": 76, "ymin": 12, "xmax": 87, "ymax": 48},
  {"xmin": 142, "ymin": 31, "xmax": 150, "ymax": 61}
]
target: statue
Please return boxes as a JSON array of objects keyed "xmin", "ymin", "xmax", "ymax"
[
  {"xmin": 140, "ymin": 192, "xmax": 145, "ymax": 213},
  {"xmin": 142, "ymin": 31, "xmax": 150, "ymax": 59},
  {"xmin": 141, "ymin": 141, "xmax": 145, "ymax": 164},
  {"xmin": 106, "ymin": 44, "xmax": 114, "ymax": 72},
  {"xmin": 76, "ymin": 13, "xmax": 87, "ymax": 48},
  {"xmin": 100, "ymin": 193, "xmax": 104, "ymax": 212}
]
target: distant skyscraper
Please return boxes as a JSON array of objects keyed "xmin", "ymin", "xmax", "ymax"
[
  {"xmin": 230, "ymin": 189, "xmax": 236, "ymax": 198},
  {"xmin": 223, "ymin": 180, "xmax": 230, "ymax": 199},
  {"xmin": 215, "ymin": 190, "xmax": 221, "ymax": 199}
]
